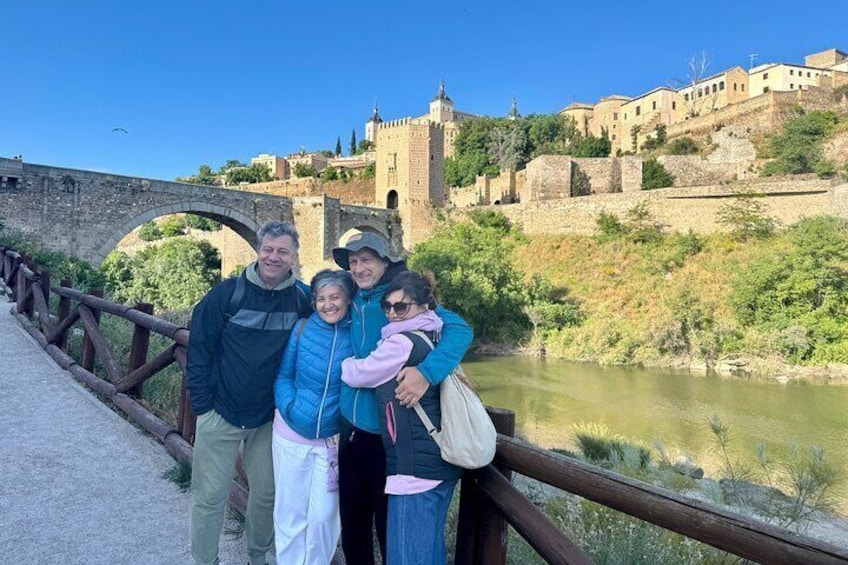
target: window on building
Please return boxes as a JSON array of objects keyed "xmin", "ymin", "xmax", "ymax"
[
  {"xmin": 652, "ymin": 101, "xmax": 656, "ymax": 110},
  {"xmin": 763, "ymin": 86, "xmax": 770, "ymax": 93},
  {"xmin": 672, "ymin": 101, "xmax": 676, "ymax": 110},
  {"xmin": 719, "ymin": 81, "xmax": 725, "ymax": 91},
  {"xmin": 764, "ymin": 72, "xmax": 769, "ymax": 79},
  {"xmin": 712, "ymin": 84, "xmax": 717, "ymax": 93},
  {"xmin": 741, "ymin": 84, "xmax": 745, "ymax": 92},
  {"xmin": 807, "ymin": 71, "xmax": 811, "ymax": 77},
  {"xmin": 698, "ymin": 88, "xmax": 703, "ymax": 97},
  {"xmin": 733, "ymin": 83, "xmax": 737, "ymax": 91},
  {"xmin": 790, "ymin": 83, "xmax": 794, "ymax": 89},
  {"xmin": 613, "ymin": 112, "xmax": 618, "ymax": 120},
  {"xmin": 636, "ymin": 106, "xmax": 641, "ymax": 116},
  {"xmin": 685, "ymin": 93, "xmax": 690, "ymax": 101},
  {"xmin": 612, "ymin": 134, "xmax": 616, "ymax": 140},
  {"xmin": 790, "ymin": 69, "xmax": 794, "ymax": 75}
]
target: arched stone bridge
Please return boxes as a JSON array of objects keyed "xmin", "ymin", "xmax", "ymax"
[{"xmin": 0, "ymin": 157, "xmax": 402, "ymax": 272}]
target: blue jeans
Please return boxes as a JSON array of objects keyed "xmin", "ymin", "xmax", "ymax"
[{"xmin": 386, "ymin": 480, "xmax": 457, "ymax": 565}]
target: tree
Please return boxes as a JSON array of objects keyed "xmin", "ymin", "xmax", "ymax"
[
  {"xmin": 219, "ymin": 160, "xmax": 247, "ymax": 174},
  {"xmin": 760, "ymin": 109, "xmax": 840, "ymax": 177},
  {"xmin": 350, "ymin": 129, "xmax": 357, "ymax": 156},
  {"xmin": 176, "ymin": 164, "xmax": 217, "ymax": 186},
  {"xmin": 409, "ymin": 213, "xmax": 528, "ymax": 340},
  {"xmin": 226, "ymin": 163, "xmax": 273, "ymax": 185},
  {"xmin": 184, "ymin": 215, "xmax": 222, "ymax": 231},
  {"xmin": 489, "ymin": 125, "xmax": 529, "ymax": 172},
  {"xmin": 323, "ymin": 167, "xmax": 339, "ymax": 181},
  {"xmin": 292, "ymin": 163, "xmax": 317, "ymax": 178},
  {"xmin": 360, "ymin": 163, "xmax": 375, "ymax": 179},
  {"xmin": 138, "ymin": 221, "xmax": 163, "ymax": 241},
  {"xmin": 335, "ymin": 137, "xmax": 342, "ymax": 157},
  {"xmin": 160, "ymin": 216, "xmax": 186, "ymax": 237},
  {"xmin": 357, "ymin": 139, "xmax": 375, "ymax": 154},
  {"xmin": 716, "ymin": 190, "xmax": 777, "ymax": 241},
  {"xmin": 101, "ymin": 239, "xmax": 221, "ymax": 311},
  {"xmin": 642, "ymin": 158, "xmax": 673, "ymax": 190},
  {"xmin": 572, "ymin": 132, "xmax": 612, "ymax": 158},
  {"xmin": 672, "ymin": 51, "xmax": 720, "ymax": 118},
  {"xmin": 641, "ymin": 125, "xmax": 667, "ymax": 152}
]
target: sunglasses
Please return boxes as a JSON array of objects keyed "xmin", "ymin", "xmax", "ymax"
[{"xmin": 381, "ymin": 300, "xmax": 416, "ymax": 316}]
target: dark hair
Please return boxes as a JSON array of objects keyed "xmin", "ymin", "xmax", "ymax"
[
  {"xmin": 383, "ymin": 271, "xmax": 437, "ymax": 310},
  {"xmin": 310, "ymin": 269, "xmax": 355, "ymax": 303}
]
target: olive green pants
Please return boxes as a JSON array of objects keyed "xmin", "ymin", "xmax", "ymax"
[{"xmin": 190, "ymin": 410, "xmax": 274, "ymax": 565}]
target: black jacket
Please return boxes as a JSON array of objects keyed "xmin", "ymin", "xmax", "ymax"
[
  {"xmin": 375, "ymin": 330, "xmax": 463, "ymax": 481},
  {"xmin": 186, "ymin": 269, "xmax": 311, "ymax": 429}
]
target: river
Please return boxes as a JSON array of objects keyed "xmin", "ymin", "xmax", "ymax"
[{"xmin": 463, "ymin": 356, "xmax": 848, "ymax": 514}]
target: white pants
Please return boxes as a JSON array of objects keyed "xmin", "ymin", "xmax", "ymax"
[{"xmin": 272, "ymin": 434, "xmax": 340, "ymax": 565}]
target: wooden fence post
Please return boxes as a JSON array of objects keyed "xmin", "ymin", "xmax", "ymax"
[
  {"xmin": 455, "ymin": 407, "xmax": 516, "ymax": 565},
  {"xmin": 80, "ymin": 288, "xmax": 104, "ymax": 372},
  {"xmin": 478, "ymin": 408, "xmax": 516, "ymax": 565},
  {"xmin": 127, "ymin": 303, "xmax": 154, "ymax": 399},
  {"xmin": 56, "ymin": 279, "xmax": 72, "ymax": 349}
]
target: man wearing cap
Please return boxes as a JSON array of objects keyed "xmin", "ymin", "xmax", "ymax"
[
  {"xmin": 186, "ymin": 220, "xmax": 312, "ymax": 565},
  {"xmin": 332, "ymin": 232, "xmax": 473, "ymax": 564}
]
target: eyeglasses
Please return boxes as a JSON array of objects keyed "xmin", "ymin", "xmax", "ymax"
[{"xmin": 381, "ymin": 300, "xmax": 416, "ymax": 316}]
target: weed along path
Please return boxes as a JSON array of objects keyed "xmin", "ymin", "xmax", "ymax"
[{"xmin": 0, "ymin": 299, "xmax": 247, "ymax": 564}]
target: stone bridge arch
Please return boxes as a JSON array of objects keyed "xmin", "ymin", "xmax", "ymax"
[{"xmin": 94, "ymin": 201, "xmax": 262, "ymax": 267}]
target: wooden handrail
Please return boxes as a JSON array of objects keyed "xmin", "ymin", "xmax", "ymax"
[{"xmin": 493, "ymin": 434, "xmax": 848, "ymax": 565}]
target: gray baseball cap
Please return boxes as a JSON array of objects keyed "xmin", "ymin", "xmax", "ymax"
[{"xmin": 332, "ymin": 232, "xmax": 398, "ymax": 270}]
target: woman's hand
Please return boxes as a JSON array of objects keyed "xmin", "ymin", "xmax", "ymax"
[{"xmin": 395, "ymin": 367, "xmax": 430, "ymax": 407}]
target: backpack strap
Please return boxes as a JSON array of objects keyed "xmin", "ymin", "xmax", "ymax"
[{"xmin": 224, "ymin": 272, "xmax": 247, "ymax": 322}]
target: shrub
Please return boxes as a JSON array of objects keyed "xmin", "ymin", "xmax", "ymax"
[
  {"xmin": 159, "ymin": 216, "xmax": 186, "ymax": 237},
  {"xmin": 642, "ymin": 158, "xmax": 673, "ymax": 190},
  {"xmin": 715, "ymin": 191, "xmax": 777, "ymax": 241},
  {"xmin": 594, "ymin": 212, "xmax": 626, "ymax": 242},
  {"xmin": 667, "ymin": 136, "xmax": 699, "ymax": 155},
  {"xmin": 759, "ymin": 109, "xmax": 839, "ymax": 176},
  {"xmin": 183, "ymin": 215, "xmax": 222, "ymax": 231},
  {"xmin": 138, "ymin": 221, "xmax": 163, "ymax": 241}
]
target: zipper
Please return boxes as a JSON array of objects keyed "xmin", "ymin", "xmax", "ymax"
[{"xmin": 316, "ymin": 323, "xmax": 337, "ymax": 438}]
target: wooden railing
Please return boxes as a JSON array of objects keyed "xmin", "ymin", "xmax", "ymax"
[{"xmin": 3, "ymin": 246, "xmax": 848, "ymax": 565}]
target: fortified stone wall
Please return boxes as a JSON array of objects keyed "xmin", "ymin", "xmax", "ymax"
[
  {"xmin": 525, "ymin": 156, "xmax": 573, "ymax": 200},
  {"xmin": 572, "ymin": 158, "xmax": 619, "ymax": 195},
  {"xmin": 449, "ymin": 179, "xmax": 841, "ymax": 236},
  {"xmin": 658, "ymin": 155, "xmax": 739, "ymax": 187}
]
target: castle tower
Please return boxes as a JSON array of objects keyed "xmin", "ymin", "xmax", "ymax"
[
  {"xmin": 507, "ymin": 97, "xmax": 521, "ymax": 120},
  {"xmin": 365, "ymin": 103, "xmax": 383, "ymax": 143},
  {"xmin": 375, "ymin": 119, "xmax": 445, "ymax": 248},
  {"xmin": 428, "ymin": 78, "xmax": 455, "ymax": 124}
]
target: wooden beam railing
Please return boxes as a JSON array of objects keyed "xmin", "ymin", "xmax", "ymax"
[{"xmin": 3, "ymin": 246, "xmax": 848, "ymax": 564}]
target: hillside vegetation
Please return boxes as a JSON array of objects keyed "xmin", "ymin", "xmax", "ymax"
[
  {"xmin": 512, "ymin": 215, "xmax": 848, "ymax": 374},
  {"xmin": 408, "ymin": 207, "xmax": 848, "ymax": 377}
]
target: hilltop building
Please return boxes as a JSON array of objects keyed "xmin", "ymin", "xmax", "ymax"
[
  {"xmin": 250, "ymin": 153, "xmax": 289, "ymax": 180},
  {"xmin": 561, "ymin": 47, "xmax": 848, "ymax": 153}
]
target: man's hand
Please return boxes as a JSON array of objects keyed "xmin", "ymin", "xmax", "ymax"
[{"xmin": 395, "ymin": 366, "xmax": 430, "ymax": 407}]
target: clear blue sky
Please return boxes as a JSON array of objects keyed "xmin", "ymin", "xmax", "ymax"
[{"xmin": 2, "ymin": 0, "xmax": 846, "ymax": 181}]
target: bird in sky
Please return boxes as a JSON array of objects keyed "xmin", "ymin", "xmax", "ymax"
[{"xmin": 112, "ymin": 127, "xmax": 128, "ymax": 133}]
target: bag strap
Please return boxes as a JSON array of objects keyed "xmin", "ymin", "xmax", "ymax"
[
  {"xmin": 224, "ymin": 272, "xmax": 247, "ymax": 321},
  {"xmin": 406, "ymin": 330, "xmax": 443, "ymax": 444}
]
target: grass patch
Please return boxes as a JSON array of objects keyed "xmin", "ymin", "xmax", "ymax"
[{"xmin": 162, "ymin": 460, "xmax": 192, "ymax": 492}]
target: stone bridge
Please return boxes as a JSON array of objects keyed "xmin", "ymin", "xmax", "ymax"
[{"xmin": 0, "ymin": 157, "xmax": 402, "ymax": 273}]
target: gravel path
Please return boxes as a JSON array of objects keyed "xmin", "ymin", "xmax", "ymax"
[{"xmin": 0, "ymin": 300, "xmax": 253, "ymax": 564}]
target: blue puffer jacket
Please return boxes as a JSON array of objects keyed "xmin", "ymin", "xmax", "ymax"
[
  {"xmin": 339, "ymin": 264, "xmax": 474, "ymax": 434},
  {"xmin": 274, "ymin": 311, "xmax": 353, "ymax": 439}
]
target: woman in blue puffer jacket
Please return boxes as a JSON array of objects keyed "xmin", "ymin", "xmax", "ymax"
[{"xmin": 272, "ymin": 269, "xmax": 355, "ymax": 565}]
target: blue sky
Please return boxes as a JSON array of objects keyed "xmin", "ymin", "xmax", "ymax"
[{"xmin": 2, "ymin": 0, "xmax": 846, "ymax": 181}]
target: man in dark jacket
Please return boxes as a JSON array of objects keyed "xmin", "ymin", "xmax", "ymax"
[{"xmin": 187, "ymin": 220, "xmax": 311, "ymax": 565}]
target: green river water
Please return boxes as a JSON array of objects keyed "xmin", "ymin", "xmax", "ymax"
[{"xmin": 462, "ymin": 356, "xmax": 848, "ymax": 514}]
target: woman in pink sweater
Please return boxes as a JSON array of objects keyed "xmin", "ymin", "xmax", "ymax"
[{"xmin": 342, "ymin": 272, "xmax": 462, "ymax": 565}]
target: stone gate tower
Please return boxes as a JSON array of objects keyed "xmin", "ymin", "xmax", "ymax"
[{"xmin": 374, "ymin": 118, "xmax": 445, "ymax": 248}]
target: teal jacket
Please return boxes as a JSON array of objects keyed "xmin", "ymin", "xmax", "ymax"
[{"xmin": 339, "ymin": 265, "xmax": 473, "ymax": 433}]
